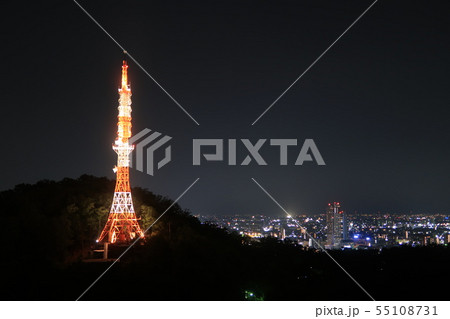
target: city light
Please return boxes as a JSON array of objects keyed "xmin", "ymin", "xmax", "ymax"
[{"xmin": 197, "ymin": 211, "xmax": 450, "ymax": 250}]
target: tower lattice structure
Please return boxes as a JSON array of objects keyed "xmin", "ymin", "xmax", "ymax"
[{"xmin": 98, "ymin": 57, "xmax": 145, "ymax": 244}]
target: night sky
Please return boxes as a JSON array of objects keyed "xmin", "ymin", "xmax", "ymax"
[{"xmin": 3, "ymin": 0, "xmax": 450, "ymax": 215}]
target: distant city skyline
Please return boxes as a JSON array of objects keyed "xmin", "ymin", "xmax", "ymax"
[{"xmin": 198, "ymin": 211, "xmax": 450, "ymax": 249}]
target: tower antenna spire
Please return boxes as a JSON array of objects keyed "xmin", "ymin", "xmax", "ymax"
[{"xmin": 121, "ymin": 52, "xmax": 129, "ymax": 91}]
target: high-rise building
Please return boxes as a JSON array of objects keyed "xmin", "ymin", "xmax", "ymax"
[{"xmin": 326, "ymin": 202, "xmax": 346, "ymax": 249}]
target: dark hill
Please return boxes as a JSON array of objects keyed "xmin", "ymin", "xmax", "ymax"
[{"xmin": 0, "ymin": 175, "xmax": 449, "ymax": 300}]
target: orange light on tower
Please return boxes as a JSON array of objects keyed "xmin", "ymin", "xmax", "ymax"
[{"xmin": 98, "ymin": 53, "xmax": 145, "ymax": 244}]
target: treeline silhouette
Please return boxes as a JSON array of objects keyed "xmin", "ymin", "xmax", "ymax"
[{"xmin": 0, "ymin": 175, "xmax": 448, "ymax": 300}]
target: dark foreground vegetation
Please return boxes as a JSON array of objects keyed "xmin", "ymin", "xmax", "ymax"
[{"xmin": 0, "ymin": 175, "xmax": 448, "ymax": 300}]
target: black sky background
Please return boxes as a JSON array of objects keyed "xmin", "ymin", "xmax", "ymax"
[{"xmin": 2, "ymin": 0, "xmax": 450, "ymax": 215}]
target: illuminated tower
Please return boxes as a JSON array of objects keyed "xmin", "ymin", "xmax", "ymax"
[{"xmin": 98, "ymin": 55, "xmax": 145, "ymax": 244}]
